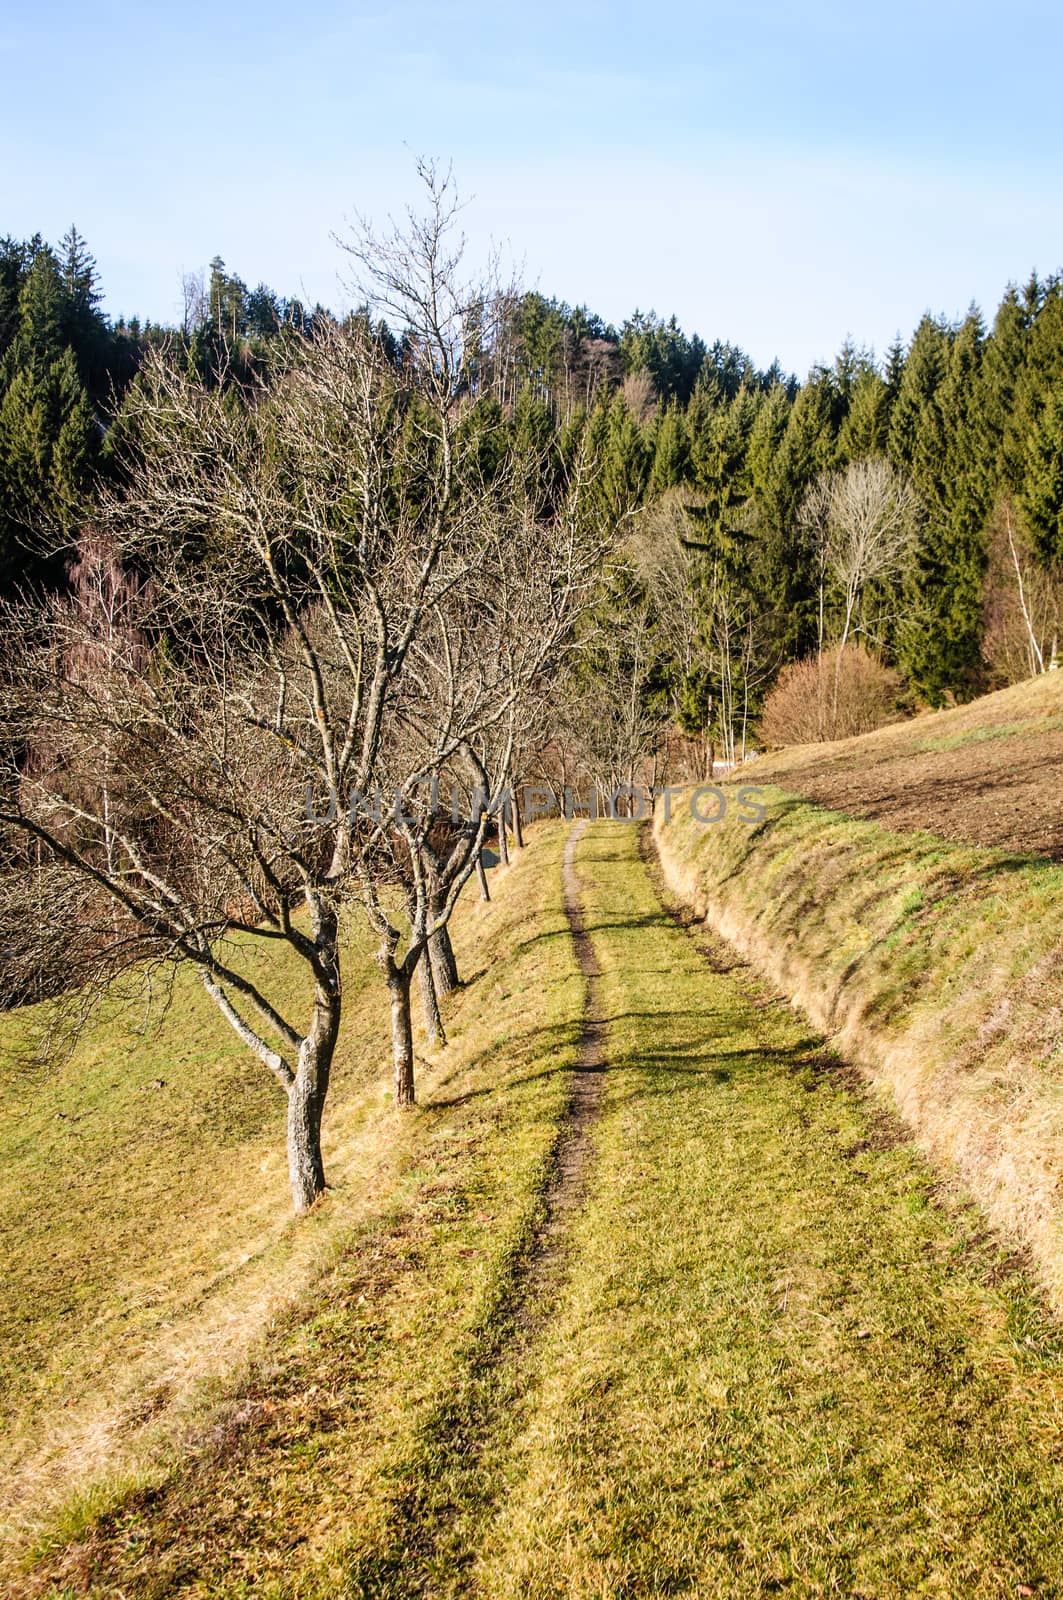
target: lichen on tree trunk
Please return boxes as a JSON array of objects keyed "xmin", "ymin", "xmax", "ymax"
[
  {"xmin": 286, "ymin": 988, "xmax": 338, "ymax": 1212},
  {"xmin": 390, "ymin": 966, "xmax": 416, "ymax": 1105},
  {"xmin": 429, "ymin": 919, "xmax": 459, "ymax": 995}
]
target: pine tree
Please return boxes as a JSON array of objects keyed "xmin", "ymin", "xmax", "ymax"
[
  {"xmin": 837, "ymin": 366, "xmax": 889, "ymax": 462},
  {"xmin": 11, "ymin": 247, "xmax": 64, "ymax": 377},
  {"xmin": 745, "ymin": 375, "xmax": 837, "ymax": 658},
  {"xmin": 0, "ymin": 347, "xmax": 97, "ymax": 586},
  {"xmin": 745, "ymin": 383, "xmax": 791, "ymax": 507},
  {"xmin": 894, "ymin": 313, "xmax": 990, "ymax": 700},
  {"xmin": 888, "ymin": 316, "xmax": 948, "ymax": 470},
  {"xmin": 49, "ymin": 348, "xmax": 97, "ymax": 530},
  {"xmin": 982, "ymin": 285, "xmax": 1031, "ymax": 491},
  {"xmin": 0, "ymin": 236, "xmax": 31, "ymax": 366},
  {"xmin": 689, "ymin": 386, "xmax": 758, "ymax": 544},
  {"xmin": 591, "ymin": 393, "xmax": 651, "ymax": 521},
  {"xmin": 1021, "ymin": 385, "xmax": 1063, "ymax": 567},
  {"xmin": 648, "ymin": 405, "xmax": 691, "ymax": 494},
  {"xmin": 59, "ymin": 226, "xmax": 108, "ymax": 395},
  {"xmin": 883, "ymin": 337, "xmax": 906, "ymax": 417}
]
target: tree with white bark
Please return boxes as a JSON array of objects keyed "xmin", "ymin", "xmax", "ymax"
[{"xmin": 799, "ymin": 457, "xmax": 921, "ymax": 713}]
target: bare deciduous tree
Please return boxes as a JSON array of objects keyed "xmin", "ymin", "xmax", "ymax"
[
  {"xmin": 990, "ymin": 499, "xmax": 1060, "ymax": 679},
  {"xmin": 800, "ymin": 457, "xmax": 920, "ymax": 713},
  {"xmin": 0, "ymin": 170, "xmax": 601, "ymax": 1215}
]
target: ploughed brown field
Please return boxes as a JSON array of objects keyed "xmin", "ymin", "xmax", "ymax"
[{"xmin": 749, "ymin": 670, "xmax": 1063, "ymax": 858}]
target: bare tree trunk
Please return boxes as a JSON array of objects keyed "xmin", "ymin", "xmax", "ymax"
[
  {"xmin": 287, "ymin": 989, "xmax": 338, "ymax": 1213},
  {"xmin": 511, "ymin": 785, "xmax": 524, "ymax": 848},
  {"xmin": 1006, "ymin": 504, "xmax": 1046, "ymax": 676},
  {"xmin": 476, "ymin": 851, "xmax": 491, "ymax": 902},
  {"xmin": 833, "ymin": 596, "xmax": 857, "ymax": 728},
  {"xmin": 419, "ymin": 948, "xmax": 446, "ymax": 1048},
  {"xmin": 421, "ymin": 874, "xmax": 460, "ymax": 995},
  {"xmin": 429, "ymin": 919, "xmax": 460, "ymax": 995},
  {"xmin": 497, "ymin": 809, "xmax": 510, "ymax": 866},
  {"xmin": 389, "ymin": 963, "xmax": 416, "ymax": 1106}
]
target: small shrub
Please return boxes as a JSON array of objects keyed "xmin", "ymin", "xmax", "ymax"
[{"xmin": 758, "ymin": 644, "xmax": 904, "ymax": 746}]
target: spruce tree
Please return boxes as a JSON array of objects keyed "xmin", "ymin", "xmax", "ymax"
[
  {"xmin": 0, "ymin": 348, "xmax": 97, "ymax": 586},
  {"xmin": 837, "ymin": 366, "xmax": 889, "ymax": 462},
  {"xmin": 0, "ymin": 236, "xmax": 30, "ymax": 367},
  {"xmin": 59, "ymin": 226, "xmax": 108, "ymax": 395},
  {"xmin": 887, "ymin": 316, "xmax": 948, "ymax": 471},
  {"xmin": 745, "ymin": 383, "xmax": 791, "ymax": 509},
  {"xmin": 983, "ymin": 285, "xmax": 1031, "ymax": 491},
  {"xmin": 49, "ymin": 348, "xmax": 97, "ymax": 530},
  {"xmin": 894, "ymin": 313, "xmax": 990, "ymax": 700},
  {"xmin": 11, "ymin": 247, "xmax": 64, "ymax": 376},
  {"xmin": 1021, "ymin": 385, "xmax": 1063, "ymax": 567},
  {"xmin": 648, "ymin": 405, "xmax": 691, "ymax": 494}
]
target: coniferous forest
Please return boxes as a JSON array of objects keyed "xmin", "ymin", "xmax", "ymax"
[{"xmin": 3, "ymin": 221, "xmax": 1063, "ymax": 771}]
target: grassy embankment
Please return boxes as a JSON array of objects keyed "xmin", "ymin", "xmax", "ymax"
[
  {"xmin": 0, "ymin": 823, "xmax": 583, "ymax": 1589},
  {"xmin": 654, "ymin": 672, "xmax": 1063, "ymax": 1314}
]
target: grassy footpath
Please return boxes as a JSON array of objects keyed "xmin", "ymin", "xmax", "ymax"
[
  {"xmin": 15, "ymin": 821, "xmax": 1063, "ymax": 1597},
  {"xmin": 472, "ymin": 824, "xmax": 1063, "ymax": 1599},
  {"xmin": 6, "ymin": 824, "xmax": 583, "ymax": 1595}
]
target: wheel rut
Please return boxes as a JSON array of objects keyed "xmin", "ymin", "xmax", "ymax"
[
  {"xmin": 518, "ymin": 817, "xmax": 606, "ymax": 1299},
  {"xmin": 343, "ymin": 821, "xmax": 607, "ymax": 1591}
]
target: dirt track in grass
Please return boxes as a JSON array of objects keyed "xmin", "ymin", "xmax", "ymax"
[{"xmin": 529, "ymin": 817, "xmax": 606, "ymax": 1251}]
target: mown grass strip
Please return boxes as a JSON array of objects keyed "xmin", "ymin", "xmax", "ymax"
[
  {"xmin": 473, "ymin": 821, "xmax": 1063, "ymax": 1600},
  {"xmin": 318, "ymin": 820, "xmax": 609, "ymax": 1599}
]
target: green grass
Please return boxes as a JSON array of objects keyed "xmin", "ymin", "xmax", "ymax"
[
  {"xmin": 470, "ymin": 824, "xmax": 1063, "ymax": 1598},
  {"xmin": 1, "ymin": 825, "xmax": 583, "ymax": 1588},
  {"xmin": 910, "ymin": 714, "xmax": 1063, "ymax": 754},
  {"xmin": 654, "ymin": 783, "xmax": 1063, "ymax": 1315},
  {"xmin": 13, "ymin": 822, "xmax": 1063, "ymax": 1597}
]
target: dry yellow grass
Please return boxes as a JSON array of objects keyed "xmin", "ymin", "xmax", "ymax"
[
  {"xmin": 0, "ymin": 824, "xmax": 581, "ymax": 1579},
  {"xmin": 654, "ymin": 711, "xmax": 1063, "ymax": 1313}
]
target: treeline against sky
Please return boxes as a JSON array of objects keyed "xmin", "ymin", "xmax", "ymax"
[{"xmin": 2, "ymin": 227, "xmax": 1062, "ymax": 723}]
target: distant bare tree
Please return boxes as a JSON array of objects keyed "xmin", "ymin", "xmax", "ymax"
[
  {"xmin": 994, "ymin": 500, "xmax": 1059, "ymax": 678},
  {"xmin": 621, "ymin": 369, "xmax": 657, "ymax": 426},
  {"xmin": 801, "ymin": 457, "xmax": 920, "ymax": 713},
  {"xmin": 629, "ymin": 492, "xmax": 701, "ymax": 698},
  {"xmin": 180, "ymin": 269, "xmax": 207, "ymax": 337}
]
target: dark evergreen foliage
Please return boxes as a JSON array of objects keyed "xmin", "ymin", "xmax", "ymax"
[{"xmin": 2, "ymin": 224, "xmax": 1063, "ymax": 710}]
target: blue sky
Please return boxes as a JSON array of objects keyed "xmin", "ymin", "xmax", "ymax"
[{"xmin": 3, "ymin": 0, "xmax": 1062, "ymax": 375}]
